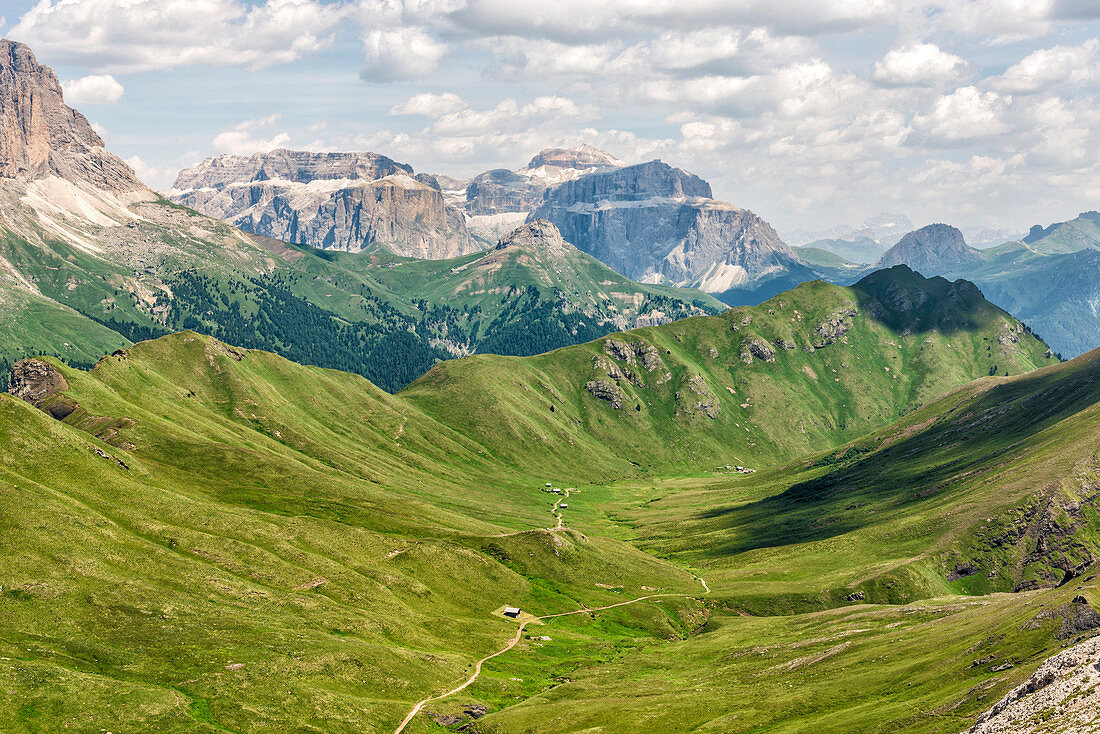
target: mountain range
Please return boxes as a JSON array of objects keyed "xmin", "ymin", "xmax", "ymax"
[
  {"xmin": 172, "ymin": 146, "xmax": 815, "ymax": 305},
  {"xmin": 4, "ymin": 33, "xmax": 1100, "ymax": 734},
  {"xmin": 0, "ymin": 40, "xmax": 720, "ymax": 391},
  {"xmin": 862, "ymin": 222, "xmax": 1100, "ymax": 359}
]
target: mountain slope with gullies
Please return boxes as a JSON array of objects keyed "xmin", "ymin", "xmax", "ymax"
[
  {"xmin": 343, "ymin": 219, "xmax": 725, "ymax": 355},
  {"xmin": 169, "ymin": 148, "xmax": 478, "ymax": 259},
  {"xmin": 0, "ymin": 40, "xmax": 719, "ymax": 390},
  {"xmin": 0, "ymin": 38, "xmax": 455, "ymax": 389},
  {"xmin": 0, "ymin": 269, "xmax": 1093, "ymax": 734}
]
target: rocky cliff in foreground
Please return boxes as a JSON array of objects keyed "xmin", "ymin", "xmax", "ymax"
[
  {"xmin": 967, "ymin": 633, "xmax": 1100, "ymax": 733},
  {"xmin": 169, "ymin": 149, "xmax": 476, "ymax": 259}
]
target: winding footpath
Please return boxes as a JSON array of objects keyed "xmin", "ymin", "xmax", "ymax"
[{"xmin": 392, "ymin": 488, "xmax": 710, "ymax": 733}]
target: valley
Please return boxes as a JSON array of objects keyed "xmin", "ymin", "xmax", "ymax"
[
  {"xmin": 1, "ymin": 25, "xmax": 1100, "ymax": 734},
  {"xmin": 4, "ymin": 268, "xmax": 1095, "ymax": 733}
]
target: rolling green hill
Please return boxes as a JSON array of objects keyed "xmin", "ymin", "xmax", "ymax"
[
  {"xmin": 4, "ymin": 266, "xmax": 1090, "ymax": 734},
  {"xmin": 403, "ymin": 266, "xmax": 1053, "ymax": 476}
]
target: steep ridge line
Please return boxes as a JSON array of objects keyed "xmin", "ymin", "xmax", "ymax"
[{"xmin": 392, "ymin": 574, "xmax": 711, "ymax": 734}]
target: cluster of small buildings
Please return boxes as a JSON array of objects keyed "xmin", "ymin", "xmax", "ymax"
[
  {"xmin": 542, "ymin": 482, "xmax": 568, "ymax": 494},
  {"xmin": 721, "ymin": 465, "xmax": 756, "ymax": 474}
]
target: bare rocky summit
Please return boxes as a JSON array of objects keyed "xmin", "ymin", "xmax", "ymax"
[
  {"xmin": 464, "ymin": 145, "xmax": 625, "ymax": 216},
  {"xmin": 0, "ymin": 40, "xmax": 142, "ymax": 192},
  {"xmin": 169, "ymin": 149, "xmax": 476, "ymax": 259},
  {"xmin": 966, "ymin": 634, "xmax": 1100, "ymax": 733},
  {"xmin": 529, "ymin": 159, "xmax": 810, "ymax": 296},
  {"xmin": 875, "ymin": 223, "xmax": 982, "ymax": 275}
]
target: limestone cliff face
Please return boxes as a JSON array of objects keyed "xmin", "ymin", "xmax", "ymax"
[
  {"xmin": 0, "ymin": 39, "xmax": 142, "ymax": 192},
  {"xmin": 529, "ymin": 160, "xmax": 805, "ymax": 294},
  {"xmin": 464, "ymin": 169, "xmax": 546, "ymax": 215},
  {"xmin": 169, "ymin": 149, "xmax": 476, "ymax": 259},
  {"xmin": 464, "ymin": 145, "xmax": 625, "ymax": 216}
]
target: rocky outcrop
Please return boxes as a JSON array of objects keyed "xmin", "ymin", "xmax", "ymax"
[
  {"xmin": 602, "ymin": 338, "xmax": 666, "ymax": 372},
  {"xmin": 169, "ymin": 149, "xmax": 476, "ymax": 259},
  {"xmin": 7, "ymin": 357, "xmax": 77, "ymax": 419},
  {"xmin": 813, "ymin": 307, "xmax": 858, "ymax": 348},
  {"xmin": 740, "ymin": 338, "xmax": 776, "ymax": 364},
  {"xmin": 494, "ymin": 218, "xmax": 568, "ymax": 252},
  {"xmin": 675, "ymin": 372, "xmax": 720, "ymax": 418},
  {"xmin": 585, "ymin": 379, "xmax": 624, "ymax": 408},
  {"xmin": 874, "ymin": 224, "xmax": 982, "ymax": 276},
  {"xmin": 0, "ymin": 39, "xmax": 142, "ymax": 191},
  {"xmin": 529, "ymin": 160, "xmax": 808, "ymax": 295},
  {"xmin": 965, "ymin": 635, "xmax": 1100, "ymax": 733}
]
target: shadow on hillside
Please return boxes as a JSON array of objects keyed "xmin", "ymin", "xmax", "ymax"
[
  {"xmin": 848, "ymin": 265, "xmax": 1020, "ymax": 337},
  {"xmin": 700, "ymin": 350, "xmax": 1100, "ymax": 557}
]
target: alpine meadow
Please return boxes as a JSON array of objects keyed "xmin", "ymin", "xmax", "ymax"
[{"xmin": 3, "ymin": 3, "xmax": 1100, "ymax": 733}]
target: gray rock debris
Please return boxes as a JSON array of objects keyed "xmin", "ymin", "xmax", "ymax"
[
  {"xmin": 965, "ymin": 635, "xmax": 1100, "ymax": 733},
  {"xmin": 814, "ymin": 307, "xmax": 858, "ymax": 348}
]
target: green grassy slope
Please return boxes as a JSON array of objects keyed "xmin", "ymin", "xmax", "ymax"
[
  {"xmin": 402, "ymin": 267, "xmax": 1053, "ymax": 477},
  {"xmin": 274, "ymin": 229, "xmax": 724, "ymax": 358},
  {"xmin": 0, "ymin": 335, "xmax": 702, "ymax": 733},
  {"xmin": 1, "ymin": 271, "xmax": 1093, "ymax": 734},
  {"xmin": 1022, "ymin": 211, "xmax": 1100, "ymax": 254},
  {"xmin": 0, "ymin": 283, "xmax": 130, "ymax": 372},
  {"xmin": 463, "ymin": 348, "xmax": 1100, "ymax": 733}
]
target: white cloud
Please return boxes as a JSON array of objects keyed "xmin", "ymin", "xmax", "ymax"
[
  {"xmin": 873, "ymin": 43, "xmax": 966, "ymax": 87},
  {"xmin": 212, "ymin": 115, "xmax": 291, "ymax": 155},
  {"xmin": 124, "ymin": 155, "xmax": 176, "ymax": 190},
  {"xmin": 448, "ymin": 0, "xmax": 895, "ymax": 42},
  {"xmin": 934, "ymin": 0, "xmax": 1055, "ymax": 43},
  {"xmin": 62, "ymin": 74, "xmax": 124, "ymax": 105},
  {"xmin": 913, "ymin": 86, "xmax": 1010, "ymax": 142},
  {"xmin": 427, "ymin": 96, "xmax": 595, "ymax": 136},
  {"xmin": 361, "ymin": 27, "xmax": 446, "ymax": 81},
  {"xmin": 11, "ymin": 0, "xmax": 343, "ymax": 73},
  {"xmin": 989, "ymin": 39, "xmax": 1100, "ymax": 93},
  {"xmin": 390, "ymin": 92, "xmax": 470, "ymax": 117}
]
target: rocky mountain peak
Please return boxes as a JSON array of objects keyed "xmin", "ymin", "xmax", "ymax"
[
  {"xmin": 0, "ymin": 39, "xmax": 142, "ymax": 192},
  {"xmin": 494, "ymin": 219, "xmax": 568, "ymax": 251},
  {"xmin": 522, "ymin": 145, "xmax": 625, "ymax": 173},
  {"xmin": 874, "ymin": 223, "xmax": 982, "ymax": 274}
]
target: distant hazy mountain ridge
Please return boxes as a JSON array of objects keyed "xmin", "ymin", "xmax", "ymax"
[{"xmin": 463, "ymin": 144, "xmax": 625, "ymax": 216}]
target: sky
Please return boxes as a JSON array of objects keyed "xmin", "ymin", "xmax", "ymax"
[{"xmin": 4, "ymin": 0, "xmax": 1100, "ymax": 236}]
